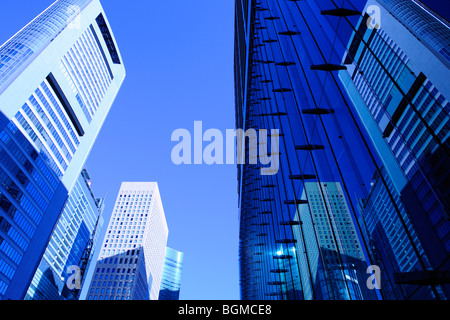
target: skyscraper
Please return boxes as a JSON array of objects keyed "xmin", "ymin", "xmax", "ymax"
[
  {"xmin": 84, "ymin": 182, "xmax": 169, "ymax": 301},
  {"xmin": 159, "ymin": 247, "xmax": 184, "ymax": 300},
  {"xmin": 293, "ymin": 182, "xmax": 376, "ymax": 300},
  {"xmin": 24, "ymin": 169, "xmax": 104, "ymax": 300},
  {"xmin": 340, "ymin": 0, "xmax": 450, "ymax": 299},
  {"xmin": 234, "ymin": 0, "xmax": 448, "ymax": 300},
  {"xmin": 0, "ymin": 0, "xmax": 125, "ymax": 300}
]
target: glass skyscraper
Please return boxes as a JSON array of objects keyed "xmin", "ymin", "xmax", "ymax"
[
  {"xmin": 24, "ymin": 169, "xmax": 104, "ymax": 300},
  {"xmin": 83, "ymin": 182, "xmax": 169, "ymax": 301},
  {"xmin": 0, "ymin": 0, "xmax": 125, "ymax": 300},
  {"xmin": 340, "ymin": 0, "xmax": 449, "ymax": 299},
  {"xmin": 234, "ymin": 0, "xmax": 449, "ymax": 300},
  {"xmin": 159, "ymin": 247, "xmax": 184, "ymax": 300},
  {"xmin": 293, "ymin": 182, "xmax": 377, "ymax": 300}
]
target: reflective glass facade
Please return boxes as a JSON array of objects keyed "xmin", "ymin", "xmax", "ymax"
[
  {"xmin": 234, "ymin": 0, "xmax": 449, "ymax": 300},
  {"xmin": 340, "ymin": 0, "xmax": 450, "ymax": 299},
  {"xmin": 84, "ymin": 182, "xmax": 169, "ymax": 301},
  {"xmin": 159, "ymin": 247, "xmax": 184, "ymax": 300},
  {"xmin": 24, "ymin": 169, "xmax": 104, "ymax": 300},
  {"xmin": 0, "ymin": 0, "xmax": 92, "ymax": 92},
  {"xmin": 0, "ymin": 0, "xmax": 125, "ymax": 300}
]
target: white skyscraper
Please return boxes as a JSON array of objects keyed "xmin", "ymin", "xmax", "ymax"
[
  {"xmin": 0, "ymin": 0, "xmax": 125, "ymax": 300},
  {"xmin": 84, "ymin": 182, "xmax": 169, "ymax": 300}
]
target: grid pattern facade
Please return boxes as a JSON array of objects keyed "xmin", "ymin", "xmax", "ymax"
[
  {"xmin": 86, "ymin": 182, "xmax": 168, "ymax": 300},
  {"xmin": 341, "ymin": 0, "xmax": 450, "ymax": 299},
  {"xmin": 358, "ymin": 167, "xmax": 436, "ymax": 299},
  {"xmin": 294, "ymin": 182, "xmax": 369, "ymax": 300},
  {"xmin": 58, "ymin": 25, "xmax": 113, "ymax": 123},
  {"xmin": 13, "ymin": 80, "xmax": 83, "ymax": 177},
  {"xmin": 24, "ymin": 169, "xmax": 103, "ymax": 300},
  {"xmin": 0, "ymin": 121, "xmax": 60, "ymax": 297}
]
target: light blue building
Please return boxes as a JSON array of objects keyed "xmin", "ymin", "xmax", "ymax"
[
  {"xmin": 24, "ymin": 169, "xmax": 104, "ymax": 300},
  {"xmin": 159, "ymin": 247, "xmax": 184, "ymax": 300},
  {"xmin": 83, "ymin": 182, "xmax": 169, "ymax": 301},
  {"xmin": 0, "ymin": 0, "xmax": 125, "ymax": 300},
  {"xmin": 340, "ymin": 0, "xmax": 450, "ymax": 299},
  {"xmin": 293, "ymin": 182, "xmax": 377, "ymax": 300}
]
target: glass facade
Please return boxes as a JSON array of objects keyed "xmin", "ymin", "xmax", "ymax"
[
  {"xmin": 24, "ymin": 169, "xmax": 104, "ymax": 300},
  {"xmin": 293, "ymin": 182, "xmax": 376, "ymax": 300},
  {"xmin": 59, "ymin": 24, "xmax": 114, "ymax": 123},
  {"xmin": 159, "ymin": 247, "xmax": 184, "ymax": 300},
  {"xmin": 84, "ymin": 182, "xmax": 169, "ymax": 301},
  {"xmin": 0, "ymin": 0, "xmax": 93, "ymax": 93},
  {"xmin": 234, "ymin": 0, "xmax": 449, "ymax": 300},
  {"xmin": 0, "ymin": 121, "xmax": 61, "ymax": 298},
  {"xmin": 340, "ymin": 0, "xmax": 450, "ymax": 299},
  {"xmin": 376, "ymin": 0, "xmax": 450, "ymax": 65},
  {"xmin": 0, "ymin": 0, "xmax": 125, "ymax": 300}
]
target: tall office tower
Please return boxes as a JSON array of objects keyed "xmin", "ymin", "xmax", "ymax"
[
  {"xmin": 340, "ymin": 0, "xmax": 450, "ymax": 299},
  {"xmin": 234, "ymin": 0, "xmax": 447, "ymax": 300},
  {"xmin": 293, "ymin": 182, "xmax": 376, "ymax": 300},
  {"xmin": 0, "ymin": 0, "xmax": 125, "ymax": 300},
  {"xmin": 159, "ymin": 247, "xmax": 184, "ymax": 300},
  {"xmin": 24, "ymin": 169, "xmax": 104, "ymax": 300},
  {"xmin": 84, "ymin": 182, "xmax": 169, "ymax": 301}
]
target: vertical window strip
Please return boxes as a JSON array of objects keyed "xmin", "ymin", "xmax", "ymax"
[
  {"xmin": 29, "ymin": 95, "xmax": 72, "ymax": 163},
  {"xmin": 85, "ymin": 28, "xmax": 112, "ymax": 87},
  {"xmin": 35, "ymin": 87, "xmax": 77, "ymax": 154},
  {"xmin": 65, "ymin": 50, "xmax": 96, "ymax": 116},
  {"xmin": 73, "ymin": 41, "xmax": 103, "ymax": 109},
  {"xmin": 73, "ymin": 40, "xmax": 103, "ymax": 109},
  {"xmin": 58, "ymin": 59, "xmax": 92, "ymax": 123},
  {"xmin": 21, "ymin": 103, "xmax": 69, "ymax": 169},
  {"xmin": 13, "ymin": 113, "xmax": 65, "ymax": 176},
  {"xmin": 40, "ymin": 81, "xmax": 80, "ymax": 146},
  {"xmin": 79, "ymin": 32, "xmax": 109, "ymax": 97}
]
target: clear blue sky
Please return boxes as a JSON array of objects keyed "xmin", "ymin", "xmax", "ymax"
[{"xmin": 0, "ymin": 0, "xmax": 239, "ymax": 300}]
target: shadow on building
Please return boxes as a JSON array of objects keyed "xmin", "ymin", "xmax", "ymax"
[{"xmin": 85, "ymin": 247, "xmax": 152, "ymax": 301}]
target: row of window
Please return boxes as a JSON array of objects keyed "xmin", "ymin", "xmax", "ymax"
[
  {"xmin": 119, "ymin": 192, "xmax": 152, "ymax": 197},
  {"xmin": 60, "ymin": 25, "xmax": 113, "ymax": 123},
  {"xmin": 88, "ymin": 294, "xmax": 130, "ymax": 300},
  {"xmin": 35, "ymin": 86, "xmax": 77, "ymax": 154},
  {"xmin": 91, "ymin": 280, "xmax": 133, "ymax": 289},
  {"xmin": 40, "ymin": 81, "xmax": 80, "ymax": 147}
]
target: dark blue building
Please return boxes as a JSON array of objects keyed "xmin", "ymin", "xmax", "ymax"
[
  {"xmin": 341, "ymin": 0, "xmax": 450, "ymax": 299},
  {"xmin": 24, "ymin": 169, "xmax": 104, "ymax": 300},
  {"xmin": 234, "ymin": 0, "xmax": 449, "ymax": 300}
]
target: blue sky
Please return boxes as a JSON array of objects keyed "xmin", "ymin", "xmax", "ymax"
[{"xmin": 0, "ymin": 0, "xmax": 239, "ymax": 300}]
